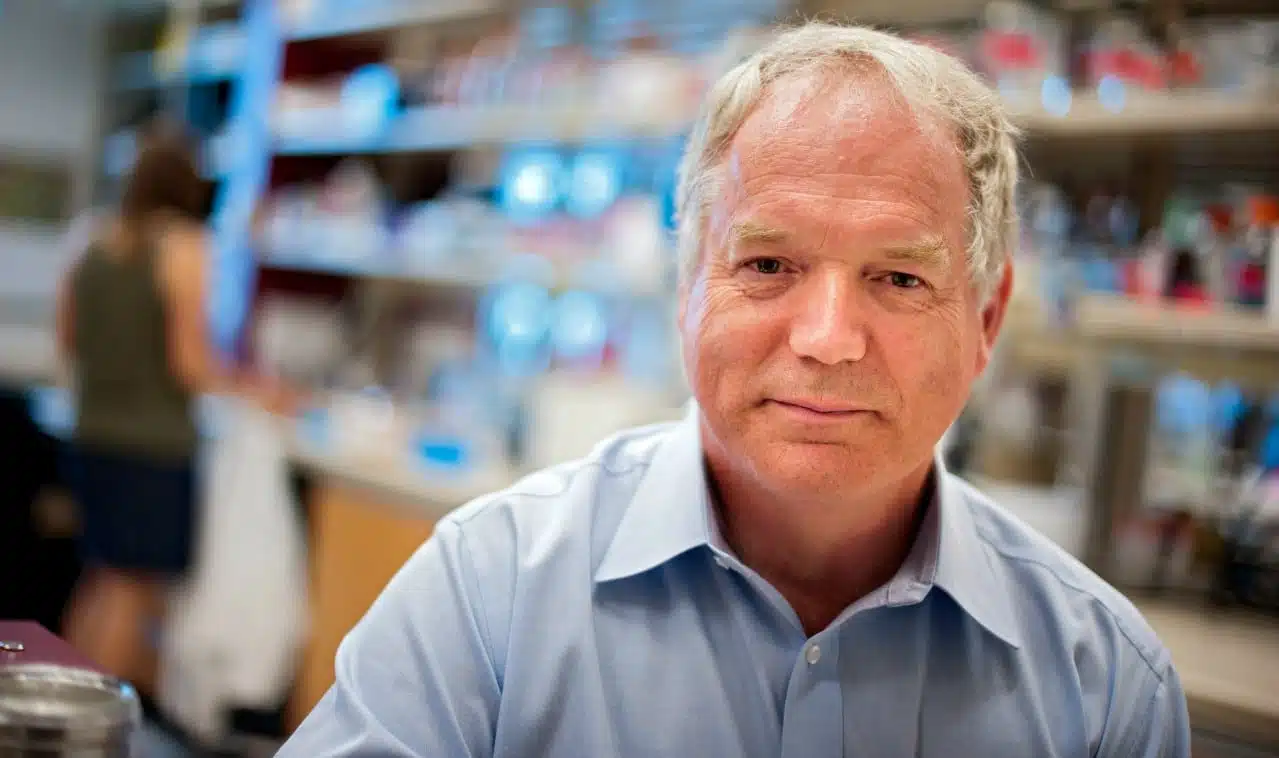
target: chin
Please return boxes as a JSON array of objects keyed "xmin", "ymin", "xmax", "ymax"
[{"xmin": 750, "ymin": 437, "xmax": 897, "ymax": 499}]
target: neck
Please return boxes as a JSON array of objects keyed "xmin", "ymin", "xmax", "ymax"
[{"xmin": 707, "ymin": 449, "xmax": 932, "ymax": 636}]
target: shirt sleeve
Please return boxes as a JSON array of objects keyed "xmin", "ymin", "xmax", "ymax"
[
  {"xmin": 1098, "ymin": 655, "xmax": 1192, "ymax": 758},
  {"xmin": 276, "ymin": 519, "xmax": 500, "ymax": 758}
]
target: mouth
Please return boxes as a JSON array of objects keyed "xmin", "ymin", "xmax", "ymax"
[{"xmin": 765, "ymin": 398, "xmax": 872, "ymax": 420}]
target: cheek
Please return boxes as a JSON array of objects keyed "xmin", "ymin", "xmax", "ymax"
[
  {"xmin": 879, "ymin": 310, "xmax": 977, "ymax": 409},
  {"xmin": 683, "ymin": 284, "xmax": 777, "ymax": 393}
]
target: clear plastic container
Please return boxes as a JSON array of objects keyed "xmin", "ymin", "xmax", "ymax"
[{"xmin": 0, "ymin": 664, "xmax": 139, "ymax": 757}]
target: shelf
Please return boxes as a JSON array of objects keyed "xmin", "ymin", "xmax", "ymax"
[
  {"xmin": 272, "ymin": 89, "xmax": 1279, "ymax": 156},
  {"xmin": 260, "ymin": 254, "xmax": 493, "ymax": 289},
  {"xmin": 258, "ymin": 250, "xmax": 671, "ymax": 297},
  {"xmin": 1009, "ymin": 90, "xmax": 1279, "ymax": 137},
  {"xmin": 284, "ymin": 0, "xmax": 502, "ymax": 42},
  {"xmin": 1074, "ymin": 294, "xmax": 1279, "ymax": 352},
  {"xmin": 273, "ymin": 103, "xmax": 693, "ymax": 155}
]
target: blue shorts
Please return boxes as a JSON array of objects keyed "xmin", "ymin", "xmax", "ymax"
[{"xmin": 63, "ymin": 445, "xmax": 197, "ymax": 576}]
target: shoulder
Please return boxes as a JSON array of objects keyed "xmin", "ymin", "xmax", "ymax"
[
  {"xmin": 153, "ymin": 216, "xmax": 207, "ymax": 256},
  {"xmin": 440, "ymin": 419, "xmax": 677, "ymax": 550},
  {"xmin": 948, "ymin": 475, "xmax": 1171, "ymax": 676},
  {"xmin": 152, "ymin": 218, "xmax": 208, "ymax": 286},
  {"xmin": 418, "ymin": 421, "xmax": 678, "ymax": 667}
]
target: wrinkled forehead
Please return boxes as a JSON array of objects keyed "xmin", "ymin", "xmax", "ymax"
[{"xmin": 726, "ymin": 67, "xmax": 965, "ymax": 199}]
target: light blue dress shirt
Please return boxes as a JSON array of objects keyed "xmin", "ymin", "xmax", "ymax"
[{"xmin": 279, "ymin": 409, "xmax": 1191, "ymax": 757}]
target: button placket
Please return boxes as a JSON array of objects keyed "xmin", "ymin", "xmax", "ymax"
[{"xmin": 779, "ymin": 633, "xmax": 843, "ymax": 758}]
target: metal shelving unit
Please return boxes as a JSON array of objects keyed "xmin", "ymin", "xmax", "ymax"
[{"xmin": 281, "ymin": 0, "xmax": 503, "ymax": 41}]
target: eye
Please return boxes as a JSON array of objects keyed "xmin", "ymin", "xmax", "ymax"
[
  {"xmin": 749, "ymin": 258, "xmax": 784, "ymax": 275},
  {"xmin": 887, "ymin": 272, "xmax": 923, "ymax": 288}
]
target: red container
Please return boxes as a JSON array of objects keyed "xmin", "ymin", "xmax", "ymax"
[{"xmin": 0, "ymin": 622, "xmax": 99, "ymax": 671}]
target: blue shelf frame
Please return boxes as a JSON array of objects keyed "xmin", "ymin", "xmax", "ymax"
[{"xmin": 205, "ymin": 0, "xmax": 282, "ymax": 353}]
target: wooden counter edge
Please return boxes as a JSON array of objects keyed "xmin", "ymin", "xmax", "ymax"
[{"xmin": 1185, "ymin": 694, "xmax": 1279, "ymax": 750}]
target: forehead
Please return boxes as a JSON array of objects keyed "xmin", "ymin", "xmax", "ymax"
[{"xmin": 720, "ymin": 68, "xmax": 968, "ymax": 245}]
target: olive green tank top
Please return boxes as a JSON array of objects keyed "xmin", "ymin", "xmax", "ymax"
[{"xmin": 71, "ymin": 242, "xmax": 196, "ymax": 460}]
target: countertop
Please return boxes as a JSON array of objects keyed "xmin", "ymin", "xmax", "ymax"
[{"xmin": 1138, "ymin": 600, "xmax": 1279, "ymax": 749}]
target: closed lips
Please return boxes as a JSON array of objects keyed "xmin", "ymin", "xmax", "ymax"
[{"xmin": 770, "ymin": 399, "xmax": 866, "ymax": 414}]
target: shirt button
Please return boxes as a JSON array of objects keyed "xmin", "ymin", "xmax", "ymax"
[{"xmin": 805, "ymin": 644, "xmax": 821, "ymax": 665}]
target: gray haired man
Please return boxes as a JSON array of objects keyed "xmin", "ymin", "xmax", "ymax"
[{"xmin": 280, "ymin": 22, "xmax": 1190, "ymax": 757}]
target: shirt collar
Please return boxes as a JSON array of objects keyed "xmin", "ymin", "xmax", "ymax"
[
  {"xmin": 595, "ymin": 404, "xmax": 715, "ymax": 583},
  {"xmin": 926, "ymin": 465, "xmax": 1023, "ymax": 647},
  {"xmin": 594, "ymin": 405, "xmax": 1022, "ymax": 648}
]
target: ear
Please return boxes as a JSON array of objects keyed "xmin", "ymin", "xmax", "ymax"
[{"xmin": 976, "ymin": 260, "xmax": 1014, "ymax": 374}]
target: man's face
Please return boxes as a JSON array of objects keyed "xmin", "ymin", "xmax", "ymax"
[{"xmin": 680, "ymin": 70, "xmax": 1012, "ymax": 503}]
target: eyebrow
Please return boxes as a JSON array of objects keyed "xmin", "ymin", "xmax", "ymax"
[
  {"xmin": 883, "ymin": 237, "xmax": 951, "ymax": 271},
  {"xmin": 727, "ymin": 220, "xmax": 790, "ymax": 247},
  {"xmin": 728, "ymin": 221, "xmax": 952, "ymax": 271}
]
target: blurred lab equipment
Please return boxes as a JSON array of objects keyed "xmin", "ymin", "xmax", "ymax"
[{"xmin": 0, "ymin": 663, "xmax": 140, "ymax": 757}]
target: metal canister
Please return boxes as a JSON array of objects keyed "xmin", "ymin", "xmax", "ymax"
[{"xmin": 0, "ymin": 664, "xmax": 139, "ymax": 757}]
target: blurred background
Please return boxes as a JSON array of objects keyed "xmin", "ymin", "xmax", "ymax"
[{"xmin": 0, "ymin": 0, "xmax": 1276, "ymax": 755}]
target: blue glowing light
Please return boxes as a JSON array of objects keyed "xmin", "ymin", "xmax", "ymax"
[
  {"xmin": 566, "ymin": 150, "xmax": 623, "ymax": 219},
  {"xmin": 488, "ymin": 281, "xmax": 552, "ymax": 341},
  {"xmin": 1040, "ymin": 75, "xmax": 1072, "ymax": 117},
  {"xmin": 551, "ymin": 290, "xmax": 609, "ymax": 362},
  {"xmin": 1097, "ymin": 75, "xmax": 1126, "ymax": 114},
  {"xmin": 499, "ymin": 149, "xmax": 565, "ymax": 224},
  {"xmin": 340, "ymin": 64, "xmax": 400, "ymax": 140},
  {"xmin": 481, "ymin": 280, "xmax": 555, "ymax": 378},
  {"xmin": 413, "ymin": 433, "xmax": 470, "ymax": 469}
]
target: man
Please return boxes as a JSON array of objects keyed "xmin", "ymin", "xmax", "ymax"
[{"xmin": 279, "ymin": 23, "xmax": 1190, "ymax": 757}]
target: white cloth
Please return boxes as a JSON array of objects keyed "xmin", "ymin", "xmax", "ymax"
[{"xmin": 158, "ymin": 399, "xmax": 309, "ymax": 744}]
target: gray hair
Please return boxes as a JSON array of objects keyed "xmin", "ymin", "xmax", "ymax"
[{"xmin": 675, "ymin": 22, "xmax": 1021, "ymax": 301}]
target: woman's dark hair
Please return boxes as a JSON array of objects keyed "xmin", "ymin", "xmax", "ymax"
[{"xmin": 119, "ymin": 123, "xmax": 211, "ymax": 223}]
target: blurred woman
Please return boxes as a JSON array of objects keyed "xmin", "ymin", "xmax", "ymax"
[{"xmin": 54, "ymin": 124, "xmax": 285, "ymax": 691}]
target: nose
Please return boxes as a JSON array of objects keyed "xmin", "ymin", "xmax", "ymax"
[{"xmin": 787, "ymin": 269, "xmax": 868, "ymax": 365}]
